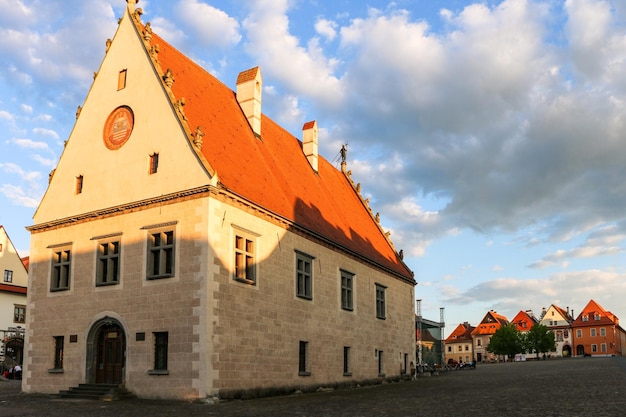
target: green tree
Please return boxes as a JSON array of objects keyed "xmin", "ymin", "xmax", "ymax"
[
  {"xmin": 486, "ymin": 324, "xmax": 523, "ymax": 359},
  {"xmin": 526, "ymin": 323, "xmax": 556, "ymax": 358}
]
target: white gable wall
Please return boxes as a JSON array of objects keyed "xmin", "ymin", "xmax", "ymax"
[{"xmin": 34, "ymin": 9, "xmax": 210, "ymax": 224}]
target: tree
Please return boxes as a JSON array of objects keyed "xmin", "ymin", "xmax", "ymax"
[
  {"xmin": 526, "ymin": 323, "xmax": 556, "ymax": 358},
  {"xmin": 486, "ymin": 324, "xmax": 523, "ymax": 359}
]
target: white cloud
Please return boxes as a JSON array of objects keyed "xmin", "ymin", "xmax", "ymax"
[
  {"xmin": 0, "ymin": 184, "xmax": 40, "ymax": 208},
  {"xmin": 32, "ymin": 127, "xmax": 59, "ymax": 139},
  {"xmin": 242, "ymin": 1, "xmax": 344, "ymax": 106},
  {"xmin": 315, "ymin": 18, "xmax": 337, "ymax": 41},
  {"xmin": 175, "ymin": 0, "xmax": 241, "ymax": 48},
  {"xmin": 13, "ymin": 138, "xmax": 49, "ymax": 150},
  {"xmin": 20, "ymin": 103, "xmax": 32, "ymax": 113}
]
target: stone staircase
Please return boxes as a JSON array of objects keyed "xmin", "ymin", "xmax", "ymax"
[{"xmin": 59, "ymin": 384, "xmax": 135, "ymax": 401}]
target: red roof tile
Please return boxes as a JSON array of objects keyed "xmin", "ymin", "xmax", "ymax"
[{"xmin": 145, "ymin": 28, "xmax": 413, "ymax": 281}]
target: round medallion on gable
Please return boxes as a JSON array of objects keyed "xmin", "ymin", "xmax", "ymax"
[{"xmin": 103, "ymin": 106, "xmax": 134, "ymax": 150}]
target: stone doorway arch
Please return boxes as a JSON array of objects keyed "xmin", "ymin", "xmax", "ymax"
[{"xmin": 86, "ymin": 317, "xmax": 126, "ymax": 384}]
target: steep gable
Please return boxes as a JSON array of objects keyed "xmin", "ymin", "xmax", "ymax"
[
  {"xmin": 511, "ymin": 310, "xmax": 537, "ymax": 332},
  {"xmin": 573, "ymin": 299, "xmax": 619, "ymax": 326},
  {"xmin": 0, "ymin": 226, "xmax": 28, "ymax": 288},
  {"xmin": 33, "ymin": 6, "xmax": 212, "ymax": 224},
  {"xmin": 471, "ymin": 310, "xmax": 509, "ymax": 336}
]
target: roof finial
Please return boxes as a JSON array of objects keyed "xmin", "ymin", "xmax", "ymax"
[
  {"xmin": 126, "ymin": 0, "xmax": 138, "ymax": 12},
  {"xmin": 193, "ymin": 126, "xmax": 205, "ymax": 149},
  {"xmin": 340, "ymin": 144, "xmax": 348, "ymax": 173}
]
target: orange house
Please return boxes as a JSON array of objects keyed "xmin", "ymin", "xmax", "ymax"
[
  {"xmin": 471, "ymin": 310, "xmax": 509, "ymax": 362},
  {"xmin": 571, "ymin": 300, "xmax": 626, "ymax": 357}
]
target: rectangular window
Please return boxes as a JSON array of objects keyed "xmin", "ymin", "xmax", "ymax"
[
  {"xmin": 54, "ymin": 336, "xmax": 64, "ymax": 369},
  {"xmin": 403, "ymin": 353, "xmax": 408, "ymax": 374},
  {"xmin": 576, "ymin": 329, "xmax": 582, "ymax": 338},
  {"xmin": 591, "ymin": 344, "xmax": 597, "ymax": 353},
  {"xmin": 601, "ymin": 343, "xmax": 607, "ymax": 352},
  {"xmin": 234, "ymin": 234, "xmax": 256, "ymax": 284},
  {"xmin": 75, "ymin": 175, "xmax": 83, "ymax": 194},
  {"xmin": 600, "ymin": 328, "xmax": 606, "ymax": 337},
  {"xmin": 299, "ymin": 341, "xmax": 310, "ymax": 376},
  {"xmin": 149, "ymin": 153, "xmax": 159, "ymax": 174},
  {"xmin": 153, "ymin": 332, "xmax": 169, "ymax": 371},
  {"xmin": 51, "ymin": 249, "xmax": 71, "ymax": 291},
  {"xmin": 343, "ymin": 346, "xmax": 351, "ymax": 375},
  {"xmin": 590, "ymin": 328, "xmax": 597, "ymax": 337},
  {"xmin": 375, "ymin": 284, "xmax": 386, "ymax": 319},
  {"xmin": 594, "ymin": 314, "xmax": 601, "ymax": 321},
  {"xmin": 465, "ymin": 345, "xmax": 469, "ymax": 351},
  {"xmin": 3, "ymin": 270, "xmax": 12, "ymax": 283},
  {"xmin": 147, "ymin": 230, "xmax": 175, "ymax": 279},
  {"xmin": 97, "ymin": 241, "xmax": 120, "ymax": 286},
  {"xmin": 340, "ymin": 270, "xmax": 354, "ymax": 311},
  {"xmin": 447, "ymin": 346, "xmax": 452, "ymax": 352},
  {"xmin": 477, "ymin": 339, "xmax": 482, "ymax": 346},
  {"xmin": 14, "ymin": 305, "xmax": 25, "ymax": 323},
  {"xmin": 118, "ymin": 69, "xmax": 127, "ymax": 90},
  {"xmin": 582, "ymin": 315, "xmax": 589, "ymax": 322},
  {"xmin": 296, "ymin": 252, "xmax": 313, "ymax": 300},
  {"xmin": 377, "ymin": 350, "xmax": 384, "ymax": 376}
]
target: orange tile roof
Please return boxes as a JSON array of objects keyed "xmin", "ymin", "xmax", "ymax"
[
  {"xmin": 144, "ymin": 26, "xmax": 413, "ymax": 281},
  {"xmin": 445, "ymin": 323, "xmax": 475, "ymax": 342}
]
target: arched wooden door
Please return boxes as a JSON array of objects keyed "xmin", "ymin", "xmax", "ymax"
[{"xmin": 95, "ymin": 323, "xmax": 125, "ymax": 384}]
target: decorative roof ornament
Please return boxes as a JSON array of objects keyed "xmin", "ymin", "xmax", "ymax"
[
  {"xmin": 193, "ymin": 126, "xmax": 204, "ymax": 149},
  {"xmin": 163, "ymin": 68, "xmax": 175, "ymax": 88},
  {"xmin": 105, "ymin": 38, "xmax": 112, "ymax": 52},
  {"xmin": 175, "ymin": 98, "xmax": 187, "ymax": 120},
  {"xmin": 340, "ymin": 144, "xmax": 348, "ymax": 173},
  {"xmin": 143, "ymin": 22, "xmax": 153, "ymax": 43},
  {"xmin": 76, "ymin": 106, "xmax": 82, "ymax": 119},
  {"xmin": 149, "ymin": 44, "xmax": 160, "ymax": 58}
]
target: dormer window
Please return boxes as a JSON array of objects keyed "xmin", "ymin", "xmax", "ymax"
[
  {"xmin": 582, "ymin": 315, "xmax": 589, "ymax": 322},
  {"xmin": 594, "ymin": 314, "xmax": 601, "ymax": 321},
  {"xmin": 118, "ymin": 69, "xmax": 127, "ymax": 90}
]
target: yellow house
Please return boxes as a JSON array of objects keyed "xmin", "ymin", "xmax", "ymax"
[
  {"xmin": 0, "ymin": 226, "xmax": 28, "ymax": 368},
  {"xmin": 23, "ymin": 1, "xmax": 416, "ymax": 400}
]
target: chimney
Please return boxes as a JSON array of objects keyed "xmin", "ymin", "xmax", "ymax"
[
  {"xmin": 236, "ymin": 67, "xmax": 262, "ymax": 137},
  {"xmin": 302, "ymin": 121, "xmax": 318, "ymax": 172}
]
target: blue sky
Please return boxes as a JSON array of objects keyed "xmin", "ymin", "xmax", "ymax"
[{"xmin": 1, "ymin": 0, "xmax": 626, "ymax": 330}]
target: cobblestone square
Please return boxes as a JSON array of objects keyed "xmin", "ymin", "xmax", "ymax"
[{"xmin": 1, "ymin": 357, "xmax": 625, "ymax": 417}]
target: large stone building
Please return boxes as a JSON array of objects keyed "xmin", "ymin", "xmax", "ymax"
[
  {"xmin": 23, "ymin": 1, "xmax": 416, "ymax": 400},
  {"xmin": 0, "ymin": 226, "xmax": 28, "ymax": 369}
]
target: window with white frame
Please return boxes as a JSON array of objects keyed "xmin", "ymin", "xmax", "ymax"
[
  {"xmin": 3, "ymin": 269, "xmax": 12, "ymax": 283},
  {"xmin": 600, "ymin": 328, "xmax": 606, "ymax": 337},
  {"xmin": 590, "ymin": 328, "xmax": 597, "ymax": 337}
]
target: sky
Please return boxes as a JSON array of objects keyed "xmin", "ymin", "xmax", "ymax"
[{"xmin": 1, "ymin": 0, "xmax": 626, "ymax": 331}]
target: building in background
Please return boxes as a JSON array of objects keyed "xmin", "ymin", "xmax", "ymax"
[
  {"xmin": 471, "ymin": 310, "xmax": 509, "ymax": 362},
  {"xmin": 0, "ymin": 226, "xmax": 28, "ymax": 370},
  {"xmin": 23, "ymin": 1, "xmax": 415, "ymax": 400},
  {"xmin": 444, "ymin": 322, "xmax": 475, "ymax": 365},
  {"xmin": 538, "ymin": 304, "xmax": 574, "ymax": 357},
  {"xmin": 571, "ymin": 300, "xmax": 626, "ymax": 357}
]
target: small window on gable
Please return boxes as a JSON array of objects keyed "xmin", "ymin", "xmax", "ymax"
[
  {"xmin": 118, "ymin": 69, "xmax": 127, "ymax": 90},
  {"xmin": 75, "ymin": 175, "xmax": 83, "ymax": 194},
  {"xmin": 149, "ymin": 153, "xmax": 159, "ymax": 174}
]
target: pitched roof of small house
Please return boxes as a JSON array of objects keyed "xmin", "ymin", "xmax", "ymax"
[
  {"xmin": 572, "ymin": 299, "xmax": 620, "ymax": 327},
  {"xmin": 130, "ymin": 12, "xmax": 413, "ymax": 281},
  {"xmin": 471, "ymin": 310, "xmax": 509, "ymax": 336},
  {"xmin": 511, "ymin": 310, "xmax": 538, "ymax": 332},
  {"xmin": 445, "ymin": 322, "xmax": 475, "ymax": 343}
]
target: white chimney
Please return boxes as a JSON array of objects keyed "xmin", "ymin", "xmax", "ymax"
[
  {"xmin": 236, "ymin": 67, "xmax": 262, "ymax": 137},
  {"xmin": 302, "ymin": 121, "xmax": 318, "ymax": 172}
]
